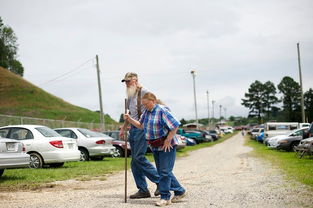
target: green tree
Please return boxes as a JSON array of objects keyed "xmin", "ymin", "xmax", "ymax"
[
  {"xmin": 119, "ymin": 113, "xmax": 125, "ymax": 123},
  {"xmin": 241, "ymin": 80, "xmax": 264, "ymax": 121},
  {"xmin": 262, "ymin": 81, "xmax": 280, "ymax": 120},
  {"xmin": 304, "ymin": 88, "xmax": 313, "ymax": 123},
  {"xmin": 277, "ymin": 76, "xmax": 301, "ymax": 121},
  {"xmin": 0, "ymin": 17, "xmax": 24, "ymax": 76},
  {"xmin": 179, "ymin": 118, "xmax": 187, "ymax": 126}
]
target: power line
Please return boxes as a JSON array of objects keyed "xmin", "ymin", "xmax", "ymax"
[{"xmin": 40, "ymin": 57, "xmax": 95, "ymax": 86}]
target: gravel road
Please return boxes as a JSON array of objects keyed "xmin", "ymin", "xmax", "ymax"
[{"xmin": 1, "ymin": 133, "xmax": 313, "ymax": 208}]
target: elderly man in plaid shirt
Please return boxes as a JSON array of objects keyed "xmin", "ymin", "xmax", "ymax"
[{"xmin": 125, "ymin": 92, "xmax": 186, "ymax": 207}]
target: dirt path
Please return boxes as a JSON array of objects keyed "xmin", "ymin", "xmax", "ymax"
[{"xmin": 1, "ymin": 134, "xmax": 313, "ymax": 208}]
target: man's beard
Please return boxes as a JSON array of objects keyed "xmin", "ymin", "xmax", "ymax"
[{"xmin": 126, "ymin": 85, "xmax": 137, "ymax": 97}]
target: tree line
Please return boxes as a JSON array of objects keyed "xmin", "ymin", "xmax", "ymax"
[
  {"xmin": 0, "ymin": 17, "xmax": 24, "ymax": 76},
  {"xmin": 242, "ymin": 77, "xmax": 313, "ymax": 123}
]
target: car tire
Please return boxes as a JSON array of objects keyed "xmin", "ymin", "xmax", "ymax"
[
  {"xmin": 0, "ymin": 169, "xmax": 4, "ymax": 177},
  {"xmin": 192, "ymin": 138, "xmax": 199, "ymax": 144},
  {"xmin": 29, "ymin": 152, "xmax": 44, "ymax": 169},
  {"xmin": 115, "ymin": 146, "xmax": 124, "ymax": 157},
  {"xmin": 49, "ymin": 163, "xmax": 64, "ymax": 168},
  {"xmin": 291, "ymin": 142, "xmax": 300, "ymax": 152},
  {"xmin": 79, "ymin": 148, "xmax": 89, "ymax": 161}
]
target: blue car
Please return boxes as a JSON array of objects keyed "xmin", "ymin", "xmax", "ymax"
[{"xmin": 256, "ymin": 132, "xmax": 265, "ymax": 143}]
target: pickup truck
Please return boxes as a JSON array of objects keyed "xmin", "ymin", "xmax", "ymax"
[{"xmin": 176, "ymin": 128, "xmax": 205, "ymax": 144}]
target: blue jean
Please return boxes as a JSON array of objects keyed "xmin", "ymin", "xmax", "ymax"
[
  {"xmin": 153, "ymin": 146, "xmax": 185, "ymax": 200},
  {"xmin": 129, "ymin": 126, "xmax": 159, "ymax": 192}
]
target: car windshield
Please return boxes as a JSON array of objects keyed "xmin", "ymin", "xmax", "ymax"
[
  {"xmin": 78, "ymin": 128, "xmax": 103, "ymax": 138},
  {"xmin": 36, "ymin": 127, "xmax": 60, "ymax": 137}
]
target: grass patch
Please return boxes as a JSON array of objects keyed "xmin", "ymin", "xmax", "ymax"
[
  {"xmin": 0, "ymin": 133, "xmax": 236, "ymax": 191},
  {"xmin": 246, "ymin": 137, "xmax": 313, "ymax": 188}
]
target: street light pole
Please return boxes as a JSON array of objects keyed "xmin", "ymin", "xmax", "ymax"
[
  {"xmin": 219, "ymin": 105, "xmax": 222, "ymax": 124},
  {"xmin": 206, "ymin": 90, "xmax": 210, "ymax": 127},
  {"xmin": 191, "ymin": 70, "xmax": 199, "ymax": 127},
  {"xmin": 212, "ymin": 100, "xmax": 215, "ymax": 122},
  {"xmin": 224, "ymin": 107, "xmax": 227, "ymax": 120},
  {"xmin": 297, "ymin": 43, "xmax": 305, "ymax": 123}
]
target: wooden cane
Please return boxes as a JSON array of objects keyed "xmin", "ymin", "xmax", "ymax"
[{"xmin": 124, "ymin": 99, "xmax": 128, "ymax": 203}]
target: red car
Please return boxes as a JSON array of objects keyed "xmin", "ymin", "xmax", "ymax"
[{"xmin": 102, "ymin": 131, "xmax": 131, "ymax": 157}]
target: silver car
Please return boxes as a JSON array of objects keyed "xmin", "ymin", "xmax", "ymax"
[
  {"xmin": 54, "ymin": 128, "xmax": 116, "ymax": 161},
  {"xmin": 0, "ymin": 137, "xmax": 30, "ymax": 177}
]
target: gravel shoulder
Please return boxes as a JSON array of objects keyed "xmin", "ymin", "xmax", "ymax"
[{"xmin": 1, "ymin": 133, "xmax": 313, "ymax": 208}]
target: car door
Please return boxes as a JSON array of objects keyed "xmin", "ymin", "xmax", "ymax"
[{"xmin": 8, "ymin": 127, "xmax": 34, "ymax": 152}]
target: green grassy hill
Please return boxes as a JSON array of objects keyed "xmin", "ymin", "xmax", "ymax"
[{"xmin": 0, "ymin": 67, "xmax": 116, "ymax": 124}]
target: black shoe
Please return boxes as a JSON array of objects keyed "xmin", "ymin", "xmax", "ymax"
[
  {"xmin": 130, "ymin": 191, "xmax": 151, "ymax": 199},
  {"xmin": 154, "ymin": 186, "xmax": 160, "ymax": 196}
]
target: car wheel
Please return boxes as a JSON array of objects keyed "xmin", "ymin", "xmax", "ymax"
[
  {"xmin": 192, "ymin": 138, "xmax": 198, "ymax": 144},
  {"xmin": 0, "ymin": 169, "xmax": 4, "ymax": 177},
  {"xmin": 29, "ymin": 153, "xmax": 44, "ymax": 168},
  {"xmin": 49, "ymin": 163, "xmax": 64, "ymax": 168},
  {"xmin": 114, "ymin": 146, "xmax": 124, "ymax": 157},
  {"xmin": 291, "ymin": 142, "xmax": 300, "ymax": 152},
  {"xmin": 79, "ymin": 148, "xmax": 89, "ymax": 161}
]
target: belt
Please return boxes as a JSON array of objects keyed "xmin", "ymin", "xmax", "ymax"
[{"xmin": 147, "ymin": 136, "xmax": 167, "ymax": 147}]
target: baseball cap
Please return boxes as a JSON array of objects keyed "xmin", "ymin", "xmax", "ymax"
[{"xmin": 121, "ymin": 72, "xmax": 138, "ymax": 82}]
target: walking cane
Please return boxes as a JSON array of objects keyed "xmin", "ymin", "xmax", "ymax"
[{"xmin": 124, "ymin": 99, "xmax": 128, "ymax": 203}]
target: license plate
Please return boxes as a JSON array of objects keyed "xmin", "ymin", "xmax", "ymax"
[{"xmin": 6, "ymin": 143, "xmax": 16, "ymax": 151}]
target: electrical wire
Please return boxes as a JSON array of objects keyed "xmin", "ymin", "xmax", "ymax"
[{"xmin": 40, "ymin": 57, "xmax": 95, "ymax": 86}]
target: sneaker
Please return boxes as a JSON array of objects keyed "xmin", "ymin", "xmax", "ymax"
[
  {"xmin": 171, "ymin": 191, "xmax": 187, "ymax": 203},
  {"xmin": 155, "ymin": 199, "xmax": 171, "ymax": 207},
  {"xmin": 154, "ymin": 186, "xmax": 160, "ymax": 196},
  {"xmin": 130, "ymin": 191, "xmax": 151, "ymax": 199}
]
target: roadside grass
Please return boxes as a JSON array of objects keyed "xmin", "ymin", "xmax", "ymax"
[
  {"xmin": 0, "ymin": 132, "xmax": 236, "ymax": 191},
  {"xmin": 245, "ymin": 137, "xmax": 313, "ymax": 188}
]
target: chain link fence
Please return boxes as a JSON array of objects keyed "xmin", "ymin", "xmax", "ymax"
[{"xmin": 0, "ymin": 114, "xmax": 120, "ymax": 131}]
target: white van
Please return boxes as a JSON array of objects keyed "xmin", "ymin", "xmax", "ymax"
[{"xmin": 264, "ymin": 122, "xmax": 299, "ymax": 139}]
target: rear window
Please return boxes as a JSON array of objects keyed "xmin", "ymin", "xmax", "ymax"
[
  {"xmin": 36, "ymin": 127, "xmax": 60, "ymax": 137},
  {"xmin": 77, "ymin": 128, "xmax": 100, "ymax": 138}
]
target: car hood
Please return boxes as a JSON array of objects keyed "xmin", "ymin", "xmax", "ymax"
[{"xmin": 268, "ymin": 135, "xmax": 287, "ymax": 142}]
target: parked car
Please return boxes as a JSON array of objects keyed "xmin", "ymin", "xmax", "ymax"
[
  {"xmin": 193, "ymin": 130, "xmax": 213, "ymax": 142},
  {"xmin": 54, "ymin": 128, "xmax": 116, "ymax": 161},
  {"xmin": 250, "ymin": 128, "xmax": 263, "ymax": 140},
  {"xmin": 307, "ymin": 122, "xmax": 313, "ymax": 138},
  {"xmin": 102, "ymin": 131, "xmax": 131, "ymax": 157},
  {"xmin": 0, "ymin": 137, "xmax": 30, "ymax": 177},
  {"xmin": 207, "ymin": 130, "xmax": 219, "ymax": 141},
  {"xmin": 267, "ymin": 127, "xmax": 309, "ymax": 150},
  {"xmin": 276, "ymin": 127, "xmax": 309, "ymax": 151},
  {"xmin": 294, "ymin": 136, "xmax": 313, "ymax": 157},
  {"xmin": 177, "ymin": 129, "xmax": 205, "ymax": 144},
  {"xmin": 175, "ymin": 134, "xmax": 187, "ymax": 150},
  {"xmin": 0, "ymin": 125, "xmax": 80, "ymax": 168}
]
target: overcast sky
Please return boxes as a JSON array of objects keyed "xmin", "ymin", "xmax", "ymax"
[{"xmin": 1, "ymin": 0, "xmax": 313, "ymax": 122}]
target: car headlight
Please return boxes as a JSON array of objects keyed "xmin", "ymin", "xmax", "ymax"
[{"xmin": 278, "ymin": 140, "xmax": 288, "ymax": 144}]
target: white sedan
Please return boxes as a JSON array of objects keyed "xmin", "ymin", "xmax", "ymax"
[
  {"xmin": 0, "ymin": 125, "xmax": 80, "ymax": 168},
  {"xmin": 54, "ymin": 128, "xmax": 116, "ymax": 161},
  {"xmin": 0, "ymin": 138, "xmax": 30, "ymax": 177}
]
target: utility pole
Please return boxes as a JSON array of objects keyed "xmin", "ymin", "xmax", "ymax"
[
  {"xmin": 297, "ymin": 43, "xmax": 305, "ymax": 123},
  {"xmin": 191, "ymin": 70, "xmax": 199, "ymax": 127},
  {"xmin": 219, "ymin": 105, "xmax": 222, "ymax": 124},
  {"xmin": 206, "ymin": 90, "xmax": 210, "ymax": 127},
  {"xmin": 212, "ymin": 100, "xmax": 215, "ymax": 122},
  {"xmin": 96, "ymin": 55, "xmax": 105, "ymax": 131}
]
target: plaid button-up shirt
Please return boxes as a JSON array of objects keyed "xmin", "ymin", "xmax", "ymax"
[{"xmin": 139, "ymin": 104, "xmax": 180, "ymax": 150}]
